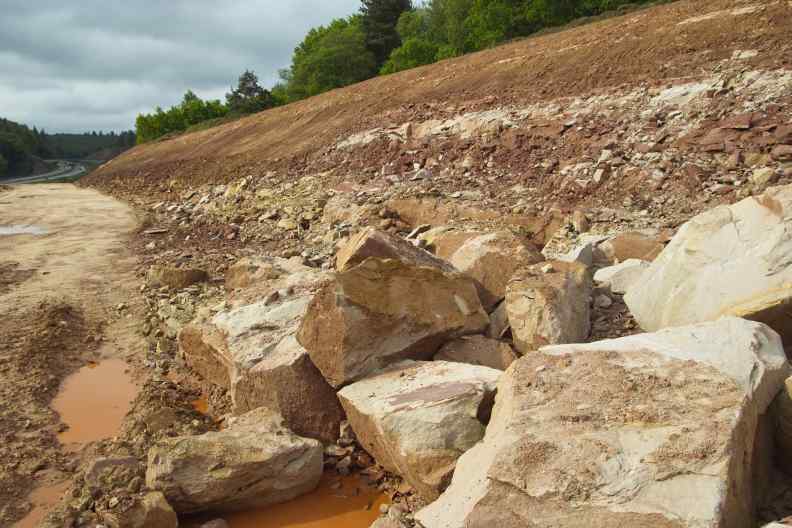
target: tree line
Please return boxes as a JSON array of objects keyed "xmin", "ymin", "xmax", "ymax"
[
  {"xmin": 135, "ymin": 0, "xmax": 658, "ymax": 144},
  {"xmin": 0, "ymin": 117, "xmax": 135, "ymax": 178}
]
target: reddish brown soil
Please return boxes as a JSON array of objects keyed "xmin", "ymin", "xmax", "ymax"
[{"xmin": 84, "ymin": 0, "xmax": 792, "ymax": 200}]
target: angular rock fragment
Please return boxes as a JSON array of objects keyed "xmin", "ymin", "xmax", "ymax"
[
  {"xmin": 102, "ymin": 492, "xmax": 178, "ymax": 528},
  {"xmin": 434, "ymin": 335, "xmax": 518, "ymax": 370},
  {"xmin": 336, "ymin": 227, "xmax": 454, "ymax": 272},
  {"xmin": 505, "ymin": 260, "xmax": 592, "ymax": 354},
  {"xmin": 597, "ymin": 231, "xmax": 665, "ymax": 264},
  {"xmin": 593, "ymin": 258, "xmax": 649, "ymax": 294},
  {"xmin": 225, "ymin": 255, "xmax": 313, "ymax": 291},
  {"xmin": 626, "ymin": 185, "xmax": 792, "ymax": 343},
  {"xmin": 298, "ymin": 258, "xmax": 489, "ymax": 387},
  {"xmin": 338, "ymin": 361, "xmax": 500, "ymax": 500},
  {"xmin": 146, "ymin": 408, "xmax": 323, "ymax": 514},
  {"xmin": 417, "ymin": 318, "xmax": 789, "ymax": 528},
  {"xmin": 147, "ymin": 265, "xmax": 208, "ymax": 289},
  {"xmin": 179, "ymin": 283, "xmax": 342, "ymax": 442},
  {"xmin": 447, "ymin": 230, "xmax": 544, "ymax": 311}
]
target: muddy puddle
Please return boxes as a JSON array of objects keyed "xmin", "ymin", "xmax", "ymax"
[
  {"xmin": 185, "ymin": 473, "xmax": 388, "ymax": 528},
  {"xmin": 0, "ymin": 224, "xmax": 48, "ymax": 236},
  {"xmin": 15, "ymin": 480, "xmax": 71, "ymax": 528},
  {"xmin": 53, "ymin": 358, "xmax": 137, "ymax": 448}
]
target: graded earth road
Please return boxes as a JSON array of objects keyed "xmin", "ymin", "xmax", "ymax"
[{"xmin": 0, "ymin": 184, "xmax": 144, "ymax": 526}]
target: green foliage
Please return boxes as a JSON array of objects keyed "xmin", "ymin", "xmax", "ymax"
[
  {"xmin": 284, "ymin": 16, "xmax": 377, "ymax": 101},
  {"xmin": 1, "ymin": 117, "xmax": 134, "ymax": 177},
  {"xmin": 382, "ymin": 0, "xmax": 657, "ymax": 74},
  {"xmin": 226, "ymin": 70, "xmax": 276, "ymax": 115},
  {"xmin": 360, "ymin": 0, "xmax": 413, "ymax": 66},
  {"xmin": 136, "ymin": 91, "xmax": 228, "ymax": 144}
]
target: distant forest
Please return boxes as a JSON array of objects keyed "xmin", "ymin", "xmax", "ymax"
[
  {"xmin": 135, "ymin": 0, "xmax": 660, "ymax": 144},
  {"xmin": 0, "ymin": 117, "xmax": 135, "ymax": 178}
]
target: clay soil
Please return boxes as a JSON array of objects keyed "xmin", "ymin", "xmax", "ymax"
[
  {"xmin": 0, "ymin": 184, "xmax": 144, "ymax": 526},
  {"xmin": 84, "ymin": 0, "xmax": 792, "ymax": 201}
]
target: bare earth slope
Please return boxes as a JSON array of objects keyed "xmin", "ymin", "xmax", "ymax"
[{"xmin": 86, "ymin": 0, "xmax": 791, "ymax": 204}]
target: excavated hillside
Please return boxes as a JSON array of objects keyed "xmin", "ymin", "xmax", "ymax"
[{"xmin": 35, "ymin": 1, "xmax": 792, "ymax": 526}]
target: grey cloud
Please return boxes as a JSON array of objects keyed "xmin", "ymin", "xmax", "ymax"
[{"xmin": 0, "ymin": 0, "xmax": 361, "ymax": 132}]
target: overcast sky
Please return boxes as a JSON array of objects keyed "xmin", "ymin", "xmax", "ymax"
[{"xmin": 0, "ymin": 0, "xmax": 361, "ymax": 133}]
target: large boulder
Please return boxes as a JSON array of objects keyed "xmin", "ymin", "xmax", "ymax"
[
  {"xmin": 336, "ymin": 227, "xmax": 454, "ymax": 272},
  {"xmin": 447, "ymin": 231, "xmax": 544, "ymax": 311},
  {"xmin": 179, "ymin": 284, "xmax": 343, "ymax": 442},
  {"xmin": 146, "ymin": 408, "xmax": 322, "ymax": 514},
  {"xmin": 338, "ymin": 361, "xmax": 500, "ymax": 500},
  {"xmin": 434, "ymin": 335, "xmax": 518, "ymax": 370},
  {"xmin": 416, "ymin": 318, "xmax": 789, "ymax": 528},
  {"xmin": 505, "ymin": 260, "xmax": 592, "ymax": 354},
  {"xmin": 626, "ymin": 185, "xmax": 792, "ymax": 344},
  {"xmin": 297, "ymin": 258, "xmax": 489, "ymax": 388}
]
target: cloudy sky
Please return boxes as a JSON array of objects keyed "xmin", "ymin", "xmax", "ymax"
[{"xmin": 0, "ymin": 0, "xmax": 361, "ymax": 133}]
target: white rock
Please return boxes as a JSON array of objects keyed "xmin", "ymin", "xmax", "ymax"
[
  {"xmin": 626, "ymin": 185, "xmax": 792, "ymax": 343},
  {"xmin": 338, "ymin": 361, "xmax": 500, "ymax": 500},
  {"xmin": 416, "ymin": 318, "xmax": 789, "ymax": 528},
  {"xmin": 146, "ymin": 408, "xmax": 323, "ymax": 514},
  {"xmin": 593, "ymin": 258, "xmax": 650, "ymax": 294}
]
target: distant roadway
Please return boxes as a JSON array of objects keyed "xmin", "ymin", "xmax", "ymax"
[{"xmin": 2, "ymin": 161, "xmax": 88, "ymax": 184}]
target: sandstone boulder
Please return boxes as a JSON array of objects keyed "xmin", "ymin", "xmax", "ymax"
[
  {"xmin": 417, "ymin": 226, "xmax": 482, "ymax": 260},
  {"xmin": 434, "ymin": 335, "xmax": 518, "ymax": 370},
  {"xmin": 179, "ymin": 288, "xmax": 342, "ymax": 442},
  {"xmin": 102, "ymin": 492, "xmax": 177, "ymax": 528},
  {"xmin": 505, "ymin": 260, "xmax": 592, "ymax": 354},
  {"xmin": 336, "ymin": 227, "xmax": 455, "ymax": 272},
  {"xmin": 447, "ymin": 231, "xmax": 544, "ymax": 311},
  {"xmin": 593, "ymin": 258, "xmax": 649, "ymax": 294},
  {"xmin": 625, "ymin": 185, "xmax": 792, "ymax": 343},
  {"xmin": 147, "ymin": 266, "xmax": 208, "ymax": 289},
  {"xmin": 297, "ymin": 258, "xmax": 489, "ymax": 387},
  {"xmin": 597, "ymin": 231, "xmax": 666, "ymax": 264},
  {"xmin": 146, "ymin": 408, "xmax": 322, "ymax": 514},
  {"xmin": 416, "ymin": 318, "xmax": 789, "ymax": 528},
  {"xmin": 338, "ymin": 361, "xmax": 500, "ymax": 500}
]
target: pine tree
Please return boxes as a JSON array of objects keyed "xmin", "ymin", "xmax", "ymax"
[
  {"xmin": 360, "ymin": 0, "xmax": 413, "ymax": 67},
  {"xmin": 225, "ymin": 70, "xmax": 275, "ymax": 115}
]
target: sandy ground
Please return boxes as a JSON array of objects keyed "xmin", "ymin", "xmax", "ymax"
[{"xmin": 0, "ymin": 184, "xmax": 145, "ymax": 525}]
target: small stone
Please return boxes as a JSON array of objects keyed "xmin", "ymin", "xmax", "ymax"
[
  {"xmin": 594, "ymin": 294, "xmax": 613, "ymax": 308},
  {"xmin": 380, "ymin": 504, "xmax": 390, "ymax": 514}
]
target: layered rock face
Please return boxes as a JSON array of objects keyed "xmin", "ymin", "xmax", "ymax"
[
  {"xmin": 338, "ymin": 361, "xmax": 500, "ymax": 500},
  {"xmin": 626, "ymin": 186, "xmax": 792, "ymax": 344},
  {"xmin": 297, "ymin": 258, "xmax": 489, "ymax": 387},
  {"xmin": 417, "ymin": 318, "xmax": 789, "ymax": 528},
  {"xmin": 146, "ymin": 408, "xmax": 323, "ymax": 514},
  {"xmin": 179, "ymin": 267, "xmax": 343, "ymax": 442},
  {"xmin": 505, "ymin": 260, "xmax": 592, "ymax": 354}
]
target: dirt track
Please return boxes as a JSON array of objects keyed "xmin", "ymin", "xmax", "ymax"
[{"xmin": 0, "ymin": 184, "xmax": 143, "ymax": 525}]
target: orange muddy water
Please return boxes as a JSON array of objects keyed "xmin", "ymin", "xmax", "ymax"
[
  {"xmin": 185, "ymin": 473, "xmax": 388, "ymax": 528},
  {"xmin": 53, "ymin": 358, "xmax": 137, "ymax": 447},
  {"xmin": 14, "ymin": 480, "xmax": 70, "ymax": 528}
]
